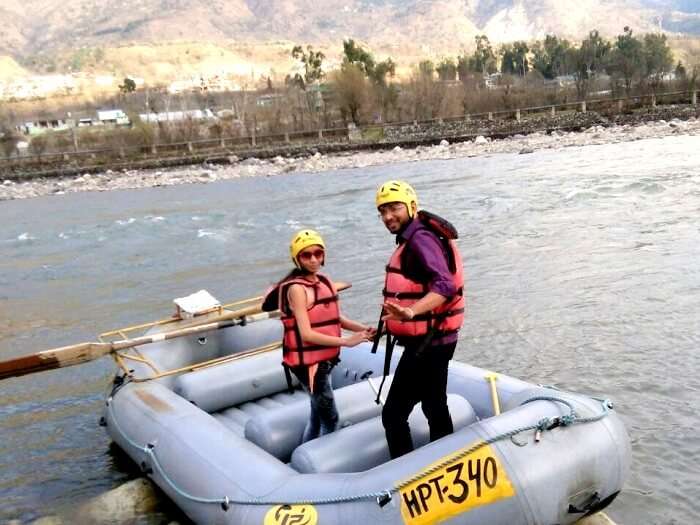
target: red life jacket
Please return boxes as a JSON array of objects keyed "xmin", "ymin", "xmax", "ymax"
[
  {"xmin": 383, "ymin": 216, "xmax": 465, "ymax": 338},
  {"xmin": 275, "ymin": 273, "xmax": 341, "ymax": 367}
]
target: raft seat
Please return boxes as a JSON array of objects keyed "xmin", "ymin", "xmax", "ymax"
[
  {"xmin": 290, "ymin": 394, "xmax": 478, "ymax": 474},
  {"xmin": 213, "ymin": 390, "xmax": 308, "ymax": 436},
  {"xmin": 173, "ymin": 348, "xmax": 298, "ymax": 412},
  {"xmin": 244, "ymin": 378, "xmax": 386, "ymax": 462}
]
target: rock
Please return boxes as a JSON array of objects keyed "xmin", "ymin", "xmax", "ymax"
[
  {"xmin": 439, "ymin": 139, "xmax": 449, "ymax": 146},
  {"xmin": 474, "ymin": 135, "xmax": 488, "ymax": 145},
  {"xmin": 29, "ymin": 478, "xmax": 161, "ymax": 525},
  {"xmin": 77, "ymin": 478, "xmax": 160, "ymax": 522},
  {"xmin": 577, "ymin": 512, "xmax": 617, "ymax": 525},
  {"xmin": 393, "ymin": 146, "xmax": 402, "ymax": 152},
  {"xmin": 519, "ymin": 148, "xmax": 534, "ymax": 155},
  {"xmin": 30, "ymin": 518, "xmax": 63, "ymax": 525}
]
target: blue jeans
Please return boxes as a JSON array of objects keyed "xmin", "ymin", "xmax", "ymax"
[{"xmin": 292, "ymin": 360, "xmax": 339, "ymax": 442}]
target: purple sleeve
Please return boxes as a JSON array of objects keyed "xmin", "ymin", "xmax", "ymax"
[{"xmin": 409, "ymin": 230, "xmax": 457, "ymax": 298}]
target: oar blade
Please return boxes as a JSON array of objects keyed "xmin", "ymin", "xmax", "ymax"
[{"xmin": 0, "ymin": 342, "xmax": 112, "ymax": 381}]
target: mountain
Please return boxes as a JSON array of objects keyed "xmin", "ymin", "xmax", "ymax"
[{"xmin": 1, "ymin": 0, "xmax": 699, "ymax": 68}]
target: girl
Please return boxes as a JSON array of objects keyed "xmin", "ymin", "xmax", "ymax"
[{"xmin": 264, "ymin": 229, "xmax": 374, "ymax": 442}]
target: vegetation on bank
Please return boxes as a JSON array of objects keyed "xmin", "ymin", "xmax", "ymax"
[{"xmin": 1, "ymin": 28, "xmax": 699, "ymax": 160}]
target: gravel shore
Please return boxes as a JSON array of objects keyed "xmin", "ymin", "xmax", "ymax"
[{"xmin": 2, "ymin": 116, "xmax": 698, "ymax": 201}]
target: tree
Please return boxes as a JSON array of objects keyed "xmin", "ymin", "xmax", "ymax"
[
  {"xmin": 675, "ymin": 61, "xmax": 687, "ymax": 81},
  {"xmin": 290, "ymin": 45, "xmax": 325, "ymax": 90},
  {"xmin": 370, "ymin": 57, "xmax": 398, "ymax": 122},
  {"xmin": 418, "ymin": 61, "xmax": 435, "ymax": 79},
  {"xmin": 405, "ymin": 61, "xmax": 445, "ymax": 120},
  {"xmin": 341, "ymin": 40, "xmax": 398, "ymax": 122},
  {"xmin": 570, "ymin": 30, "xmax": 611, "ymax": 99},
  {"xmin": 609, "ymin": 27, "xmax": 644, "ymax": 96},
  {"xmin": 469, "ymin": 35, "xmax": 498, "ymax": 75},
  {"xmin": 332, "ymin": 63, "xmax": 368, "ymax": 124},
  {"xmin": 119, "ymin": 77, "xmax": 136, "ymax": 94},
  {"xmin": 643, "ymin": 33, "xmax": 674, "ymax": 95},
  {"xmin": 500, "ymin": 41, "xmax": 529, "ymax": 77},
  {"xmin": 436, "ymin": 58, "xmax": 457, "ymax": 81},
  {"xmin": 0, "ymin": 129, "xmax": 21, "ymax": 159},
  {"xmin": 342, "ymin": 39, "xmax": 376, "ymax": 77},
  {"xmin": 532, "ymin": 35, "xmax": 572, "ymax": 80}
]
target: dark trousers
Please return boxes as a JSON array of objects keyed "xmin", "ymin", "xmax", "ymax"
[{"xmin": 382, "ymin": 341, "xmax": 456, "ymax": 459}]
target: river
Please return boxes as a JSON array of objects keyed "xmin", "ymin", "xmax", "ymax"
[{"xmin": 1, "ymin": 134, "xmax": 698, "ymax": 524}]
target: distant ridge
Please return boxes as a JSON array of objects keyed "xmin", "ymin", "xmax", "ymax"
[{"xmin": 1, "ymin": 0, "xmax": 699, "ymax": 60}]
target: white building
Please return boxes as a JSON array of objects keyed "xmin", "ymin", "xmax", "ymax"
[
  {"xmin": 97, "ymin": 109, "xmax": 130, "ymax": 125},
  {"xmin": 138, "ymin": 109, "xmax": 215, "ymax": 123}
]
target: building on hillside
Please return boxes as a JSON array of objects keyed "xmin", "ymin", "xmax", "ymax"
[
  {"xmin": 542, "ymin": 74, "xmax": 577, "ymax": 89},
  {"xmin": 484, "ymin": 72, "xmax": 502, "ymax": 89},
  {"xmin": 255, "ymin": 93, "xmax": 285, "ymax": 108},
  {"xmin": 138, "ymin": 109, "xmax": 215, "ymax": 123},
  {"xmin": 97, "ymin": 109, "xmax": 130, "ymax": 126},
  {"xmin": 17, "ymin": 118, "xmax": 71, "ymax": 136}
]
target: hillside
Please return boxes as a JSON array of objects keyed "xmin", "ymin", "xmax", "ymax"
[
  {"xmin": 1, "ymin": 0, "xmax": 699, "ymax": 86},
  {"xmin": 2, "ymin": 0, "xmax": 700, "ymax": 60}
]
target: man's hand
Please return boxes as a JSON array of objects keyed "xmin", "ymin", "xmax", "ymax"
[{"xmin": 381, "ymin": 301, "xmax": 415, "ymax": 321}]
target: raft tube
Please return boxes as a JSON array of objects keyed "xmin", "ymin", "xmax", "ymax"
[{"xmin": 103, "ymin": 319, "xmax": 630, "ymax": 525}]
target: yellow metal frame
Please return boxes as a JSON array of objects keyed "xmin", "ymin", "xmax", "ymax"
[
  {"xmin": 112, "ymin": 341, "xmax": 281, "ymax": 382},
  {"xmin": 98, "ymin": 295, "xmax": 263, "ymax": 343}
]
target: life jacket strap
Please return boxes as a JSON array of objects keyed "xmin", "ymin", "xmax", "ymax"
[
  {"xmin": 382, "ymin": 288, "xmax": 426, "ymax": 300},
  {"xmin": 283, "ymin": 317, "xmax": 341, "ymax": 331},
  {"xmin": 375, "ymin": 333, "xmax": 395, "ymax": 405},
  {"xmin": 282, "ymin": 363, "xmax": 295, "ymax": 394}
]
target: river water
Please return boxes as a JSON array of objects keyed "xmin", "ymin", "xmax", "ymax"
[{"xmin": 1, "ymin": 134, "xmax": 698, "ymax": 524}]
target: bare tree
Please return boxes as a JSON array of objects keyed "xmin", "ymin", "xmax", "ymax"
[{"xmin": 331, "ymin": 64, "xmax": 368, "ymax": 124}]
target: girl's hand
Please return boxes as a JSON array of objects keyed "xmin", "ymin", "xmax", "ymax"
[{"xmin": 343, "ymin": 331, "xmax": 369, "ymax": 347}]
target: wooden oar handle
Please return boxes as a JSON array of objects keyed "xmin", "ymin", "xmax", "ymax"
[{"xmin": 0, "ymin": 282, "xmax": 353, "ymax": 381}]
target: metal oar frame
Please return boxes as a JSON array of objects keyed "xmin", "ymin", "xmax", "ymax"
[{"xmin": 99, "ymin": 296, "xmax": 280, "ymax": 382}]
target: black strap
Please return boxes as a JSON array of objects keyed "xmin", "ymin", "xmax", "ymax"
[
  {"xmin": 293, "ymin": 325, "xmax": 305, "ymax": 366},
  {"xmin": 283, "ymin": 317, "xmax": 341, "ymax": 331},
  {"xmin": 382, "ymin": 288, "xmax": 425, "ymax": 300},
  {"xmin": 314, "ymin": 294, "xmax": 339, "ymax": 305},
  {"xmin": 370, "ymin": 309, "xmax": 385, "ymax": 354},
  {"xmin": 375, "ymin": 333, "xmax": 395, "ymax": 404},
  {"xmin": 282, "ymin": 363, "xmax": 295, "ymax": 394},
  {"xmin": 414, "ymin": 326, "xmax": 438, "ymax": 357}
]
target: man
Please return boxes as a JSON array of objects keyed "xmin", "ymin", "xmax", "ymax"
[{"xmin": 375, "ymin": 180, "xmax": 465, "ymax": 459}]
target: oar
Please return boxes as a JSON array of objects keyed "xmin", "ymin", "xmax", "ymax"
[{"xmin": 0, "ymin": 282, "xmax": 351, "ymax": 381}]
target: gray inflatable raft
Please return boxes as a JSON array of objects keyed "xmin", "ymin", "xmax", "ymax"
[{"xmin": 103, "ymin": 318, "xmax": 630, "ymax": 525}]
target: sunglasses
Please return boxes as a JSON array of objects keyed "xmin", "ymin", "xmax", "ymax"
[{"xmin": 298, "ymin": 249, "xmax": 325, "ymax": 261}]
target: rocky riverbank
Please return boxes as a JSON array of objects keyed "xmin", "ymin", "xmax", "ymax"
[{"xmin": 2, "ymin": 113, "xmax": 699, "ymax": 201}]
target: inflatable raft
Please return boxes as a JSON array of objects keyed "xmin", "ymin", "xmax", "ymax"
[{"xmin": 103, "ymin": 315, "xmax": 630, "ymax": 525}]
